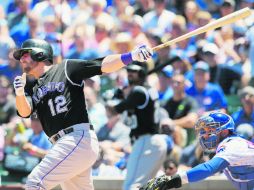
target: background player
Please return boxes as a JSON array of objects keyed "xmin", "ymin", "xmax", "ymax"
[
  {"xmin": 108, "ymin": 62, "xmax": 167, "ymax": 189},
  {"xmin": 12, "ymin": 38, "xmax": 153, "ymax": 190},
  {"xmin": 140, "ymin": 112, "xmax": 254, "ymax": 190}
]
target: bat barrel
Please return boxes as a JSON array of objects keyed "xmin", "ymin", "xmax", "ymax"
[{"xmin": 152, "ymin": 7, "xmax": 252, "ymax": 52}]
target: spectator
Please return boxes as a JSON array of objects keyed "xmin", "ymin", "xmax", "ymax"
[
  {"xmin": 10, "ymin": 11, "xmax": 42, "ymax": 48},
  {"xmin": 246, "ymin": 25, "xmax": 254, "ymax": 86},
  {"xmin": 220, "ymin": 0, "xmax": 235, "ymax": 17},
  {"xmin": 65, "ymin": 25, "xmax": 99, "ymax": 60},
  {"xmin": 169, "ymin": 15, "xmax": 197, "ymax": 64},
  {"xmin": 163, "ymin": 158, "xmax": 179, "ymax": 176},
  {"xmin": 195, "ymin": 11, "xmax": 215, "ymax": 43},
  {"xmin": 32, "ymin": 0, "xmax": 72, "ymax": 28},
  {"xmin": 157, "ymin": 65, "xmax": 174, "ymax": 104},
  {"xmin": 97, "ymin": 100, "xmax": 131, "ymax": 146},
  {"xmin": 110, "ymin": 32, "xmax": 134, "ymax": 54},
  {"xmin": 236, "ymin": 123, "xmax": 254, "ymax": 142},
  {"xmin": 0, "ymin": 48, "xmax": 22, "ymax": 82},
  {"xmin": 179, "ymin": 139, "xmax": 212, "ymax": 169},
  {"xmin": 8, "ymin": 0, "xmax": 32, "ymax": 47},
  {"xmin": 183, "ymin": 0, "xmax": 199, "ymax": 31},
  {"xmin": 94, "ymin": 22, "xmax": 112, "ymax": 57},
  {"xmin": 0, "ymin": 18, "xmax": 16, "ymax": 64},
  {"xmin": 234, "ymin": 37, "xmax": 251, "ymax": 87},
  {"xmin": 22, "ymin": 113, "xmax": 52, "ymax": 158},
  {"xmin": 92, "ymin": 146, "xmax": 123, "ymax": 177},
  {"xmin": 231, "ymin": 86, "xmax": 254, "ymax": 127},
  {"xmin": 159, "ymin": 118, "xmax": 184, "ymax": 162},
  {"xmin": 143, "ymin": 0, "xmax": 175, "ymax": 37},
  {"xmin": 163, "ymin": 74, "xmax": 198, "ymax": 146},
  {"xmin": 201, "ymin": 42, "xmax": 243, "ymax": 95},
  {"xmin": 86, "ymin": 0, "xmax": 114, "ymax": 31},
  {"xmin": 133, "ymin": 0, "xmax": 154, "ymax": 16},
  {"xmin": 83, "ymin": 86, "xmax": 107, "ymax": 133},
  {"xmin": 186, "ymin": 61, "xmax": 228, "ymax": 115},
  {"xmin": 0, "ymin": 75, "xmax": 16, "ymax": 125},
  {"xmin": 125, "ymin": 15, "xmax": 151, "ymax": 47},
  {"xmin": 7, "ymin": 0, "xmax": 31, "ymax": 30},
  {"xmin": 171, "ymin": 56, "xmax": 193, "ymax": 85}
]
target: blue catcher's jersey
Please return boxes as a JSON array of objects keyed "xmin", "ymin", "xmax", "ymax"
[{"xmin": 215, "ymin": 136, "xmax": 254, "ymax": 190}]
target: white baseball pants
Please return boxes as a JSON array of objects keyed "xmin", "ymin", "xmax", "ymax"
[{"xmin": 26, "ymin": 123, "xmax": 99, "ymax": 190}]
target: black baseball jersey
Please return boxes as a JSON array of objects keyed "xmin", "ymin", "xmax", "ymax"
[
  {"xmin": 20, "ymin": 59, "xmax": 102, "ymax": 137},
  {"xmin": 114, "ymin": 85, "xmax": 159, "ymax": 138}
]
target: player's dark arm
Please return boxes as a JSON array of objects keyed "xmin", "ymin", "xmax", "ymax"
[
  {"xmin": 178, "ymin": 157, "xmax": 229, "ymax": 184},
  {"xmin": 66, "ymin": 55, "xmax": 127, "ymax": 81},
  {"xmin": 114, "ymin": 89, "xmax": 147, "ymax": 113},
  {"xmin": 66, "ymin": 46, "xmax": 153, "ymax": 82}
]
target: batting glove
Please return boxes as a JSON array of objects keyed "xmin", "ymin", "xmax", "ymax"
[
  {"xmin": 13, "ymin": 73, "xmax": 26, "ymax": 96},
  {"xmin": 131, "ymin": 45, "xmax": 153, "ymax": 62},
  {"xmin": 139, "ymin": 174, "xmax": 182, "ymax": 190}
]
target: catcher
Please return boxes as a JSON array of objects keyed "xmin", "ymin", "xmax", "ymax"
[{"xmin": 140, "ymin": 112, "xmax": 254, "ymax": 190}]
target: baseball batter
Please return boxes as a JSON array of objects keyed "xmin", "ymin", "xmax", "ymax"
[{"xmin": 13, "ymin": 39, "xmax": 153, "ymax": 190}]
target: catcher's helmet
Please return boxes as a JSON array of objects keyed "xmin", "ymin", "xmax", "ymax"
[
  {"xmin": 195, "ymin": 112, "xmax": 235, "ymax": 150},
  {"xmin": 13, "ymin": 39, "xmax": 53, "ymax": 64}
]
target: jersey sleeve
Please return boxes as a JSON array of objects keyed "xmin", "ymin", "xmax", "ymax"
[
  {"xmin": 65, "ymin": 58, "xmax": 103, "ymax": 85},
  {"xmin": 114, "ymin": 87, "xmax": 147, "ymax": 113}
]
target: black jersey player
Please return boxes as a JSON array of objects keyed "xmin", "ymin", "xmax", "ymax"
[
  {"xmin": 13, "ymin": 39, "xmax": 153, "ymax": 190},
  {"xmin": 109, "ymin": 62, "xmax": 167, "ymax": 189}
]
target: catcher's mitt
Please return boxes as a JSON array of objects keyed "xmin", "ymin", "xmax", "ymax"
[{"xmin": 139, "ymin": 174, "xmax": 182, "ymax": 190}]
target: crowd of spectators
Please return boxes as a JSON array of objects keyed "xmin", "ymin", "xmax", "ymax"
[{"xmin": 0, "ymin": 0, "xmax": 254, "ymax": 185}]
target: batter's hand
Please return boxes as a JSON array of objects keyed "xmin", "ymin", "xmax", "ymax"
[
  {"xmin": 139, "ymin": 174, "xmax": 182, "ymax": 190},
  {"xmin": 131, "ymin": 45, "xmax": 153, "ymax": 62},
  {"xmin": 13, "ymin": 73, "xmax": 26, "ymax": 96}
]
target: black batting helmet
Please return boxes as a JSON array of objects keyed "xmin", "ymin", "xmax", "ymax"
[
  {"xmin": 126, "ymin": 61, "xmax": 147, "ymax": 79},
  {"xmin": 13, "ymin": 39, "xmax": 53, "ymax": 64}
]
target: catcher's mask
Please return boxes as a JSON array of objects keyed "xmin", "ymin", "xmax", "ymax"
[
  {"xmin": 195, "ymin": 112, "xmax": 235, "ymax": 150},
  {"xmin": 13, "ymin": 39, "xmax": 54, "ymax": 65}
]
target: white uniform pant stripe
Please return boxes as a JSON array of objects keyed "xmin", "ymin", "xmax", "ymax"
[
  {"xmin": 26, "ymin": 128, "xmax": 99, "ymax": 190},
  {"xmin": 39, "ymin": 131, "xmax": 85, "ymax": 187}
]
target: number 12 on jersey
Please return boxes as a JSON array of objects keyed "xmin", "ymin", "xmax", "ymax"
[{"xmin": 48, "ymin": 95, "xmax": 68, "ymax": 116}]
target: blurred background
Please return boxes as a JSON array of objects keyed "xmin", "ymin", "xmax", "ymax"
[{"xmin": 0, "ymin": 0, "xmax": 253, "ymax": 189}]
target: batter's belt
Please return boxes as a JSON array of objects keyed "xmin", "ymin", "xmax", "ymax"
[{"xmin": 49, "ymin": 123, "xmax": 93, "ymax": 143}]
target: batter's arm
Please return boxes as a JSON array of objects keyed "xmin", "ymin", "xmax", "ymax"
[
  {"xmin": 16, "ymin": 96, "xmax": 32, "ymax": 117},
  {"xmin": 101, "ymin": 54, "xmax": 125, "ymax": 73},
  {"xmin": 101, "ymin": 45, "xmax": 153, "ymax": 73}
]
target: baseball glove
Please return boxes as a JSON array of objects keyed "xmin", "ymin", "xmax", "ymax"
[{"xmin": 139, "ymin": 174, "xmax": 182, "ymax": 190}]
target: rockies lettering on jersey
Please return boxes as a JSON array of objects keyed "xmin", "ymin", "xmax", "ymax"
[
  {"xmin": 32, "ymin": 82, "xmax": 65, "ymax": 104},
  {"xmin": 21, "ymin": 59, "xmax": 103, "ymax": 137}
]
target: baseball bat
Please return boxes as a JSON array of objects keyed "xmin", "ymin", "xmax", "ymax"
[{"xmin": 152, "ymin": 7, "xmax": 252, "ymax": 52}]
